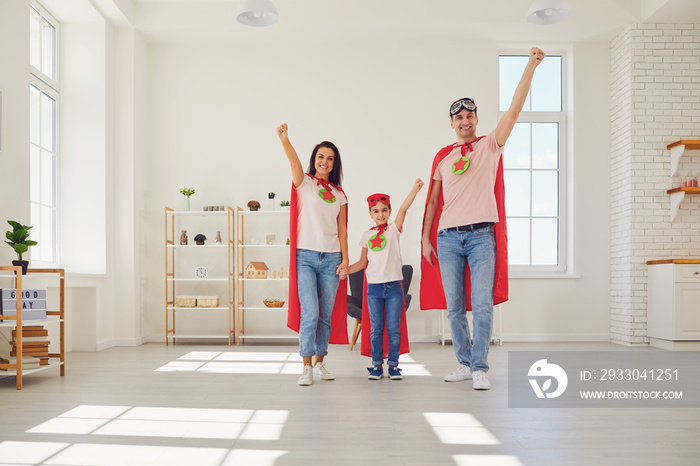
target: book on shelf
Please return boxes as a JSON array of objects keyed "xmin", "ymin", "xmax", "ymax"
[
  {"xmin": 12, "ymin": 326, "xmax": 49, "ymax": 338},
  {"xmin": 0, "ymin": 356, "xmax": 42, "ymax": 370}
]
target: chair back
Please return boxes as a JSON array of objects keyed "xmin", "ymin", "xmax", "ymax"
[
  {"xmin": 401, "ymin": 264, "xmax": 413, "ymax": 294},
  {"xmin": 348, "ymin": 269, "xmax": 365, "ymax": 299}
]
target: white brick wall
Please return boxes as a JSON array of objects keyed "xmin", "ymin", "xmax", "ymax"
[{"xmin": 610, "ymin": 24, "xmax": 700, "ymax": 344}]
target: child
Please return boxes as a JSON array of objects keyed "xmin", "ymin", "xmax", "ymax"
[
  {"xmin": 277, "ymin": 123, "xmax": 349, "ymax": 387},
  {"xmin": 346, "ymin": 179, "xmax": 424, "ymax": 380}
]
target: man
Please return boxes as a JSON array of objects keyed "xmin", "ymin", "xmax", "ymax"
[{"xmin": 421, "ymin": 48, "xmax": 545, "ymax": 390}]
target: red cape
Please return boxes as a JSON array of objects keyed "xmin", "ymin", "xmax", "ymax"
[
  {"xmin": 359, "ymin": 271, "xmax": 410, "ymax": 358},
  {"xmin": 287, "ymin": 174, "xmax": 349, "ymax": 344},
  {"xmin": 420, "ymin": 140, "xmax": 509, "ymax": 310}
]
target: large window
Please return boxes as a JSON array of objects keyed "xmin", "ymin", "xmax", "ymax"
[
  {"xmin": 29, "ymin": 2, "xmax": 59, "ymax": 264},
  {"xmin": 499, "ymin": 54, "xmax": 566, "ymax": 272}
]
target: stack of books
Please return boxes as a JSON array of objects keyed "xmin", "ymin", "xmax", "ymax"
[
  {"xmin": 0, "ymin": 289, "xmax": 48, "ymax": 320},
  {"xmin": 9, "ymin": 326, "xmax": 50, "ymax": 366}
]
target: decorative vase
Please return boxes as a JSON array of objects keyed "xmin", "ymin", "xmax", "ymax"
[
  {"xmin": 281, "ymin": 205, "xmax": 290, "ymax": 211},
  {"xmin": 214, "ymin": 231, "xmax": 222, "ymax": 245},
  {"xmin": 12, "ymin": 260, "xmax": 28, "ymax": 275},
  {"xmin": 184, "ymin": 196, "xmax": 191, "ymax": 212}
]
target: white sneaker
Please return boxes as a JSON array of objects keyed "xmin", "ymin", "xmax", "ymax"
[
  {"xmin": 298, "ymin": 364, "xmax": 313, "ymax": 386},
  {"xmin": 472, "ymin": 370, "xmax": 491, "ymax": 390},
  {"xmin": 444, "ymin": 364, "xmax": 472, "ymax": 382},
  {"xmin": 313, "ymin": 361, "xmax": 335, "ymax": 380}
]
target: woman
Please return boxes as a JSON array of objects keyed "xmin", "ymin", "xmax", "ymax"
[{"xmin": 277, "ymin": 123, "xmax": 349, "ymax": 386}]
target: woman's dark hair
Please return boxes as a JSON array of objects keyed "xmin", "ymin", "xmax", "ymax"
[{"xmin": 308, "ymin": 141, "xmax": 343, "ymax": 187}]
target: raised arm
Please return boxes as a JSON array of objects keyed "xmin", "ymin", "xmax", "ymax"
[
  {"xmin": 495, "ymin": 47, "xmax": 545, "ymax": 147},
  {"xmin": 277, "ymin": 123, "xmax": 305, "ymax": 188},
  {"xmin": 395, "ymin": 179, "xmax": 424, "ymax": 233},
  {"xmin": 421, "ymin": 179, "xmax": 441, "ymax": 266}
]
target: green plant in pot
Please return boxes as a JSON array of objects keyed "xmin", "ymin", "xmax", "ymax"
[{"xmin": 5, "ymin": 220, "xmax": 37, "ymax": 275}]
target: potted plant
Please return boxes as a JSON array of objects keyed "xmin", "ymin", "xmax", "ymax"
[
  {"xmin": 247, "ymin": 200, "xmax": 261, "ymax": 211},
  {"xmin": 280, "ymin": 200, "xmax": 290, "ymax": 211},
  {"xmin": 180, "ymin": 187, "xmax": 195, "ymax": 211},
  {"xmin": 5, "ymin": 220, "xmax": 37, "ymax": 275},
  {"xmin": 194, "ymin": 234, "xmax": 207, "ymax": 245}
]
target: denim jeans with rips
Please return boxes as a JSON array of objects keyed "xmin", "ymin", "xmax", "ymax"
[{"xmin": 296, "ymin": 249, "xmax": 342, "ymax": 358}]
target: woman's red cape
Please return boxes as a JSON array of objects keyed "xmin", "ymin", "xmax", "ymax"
[
  {"xmin": 287, "ymin": 174, "xmax": 349, "ymax": 344},
  {"xmin": 419, "ymin": 141, "xmax": 509, "ymax": 311}
]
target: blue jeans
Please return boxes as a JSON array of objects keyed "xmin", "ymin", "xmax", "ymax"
[
  {"xmin": 366, "ymin": 280, "xmax": 403, "ymax": 367},
  {"xmin": 296, "ymin": 249, "xmax": 342, "ymax": 358},
  {"xmin": 436, "ymin": 227, "xmax": 496, "ymax": 372}
]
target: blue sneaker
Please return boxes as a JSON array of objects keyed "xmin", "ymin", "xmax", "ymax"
[
  {"xmin": 388, "ymin": 366, "xmax": 403, "ymax": 380},
  {"xmin": 367, "ymin": 366, "xmax": 383, "ymax": 380}
]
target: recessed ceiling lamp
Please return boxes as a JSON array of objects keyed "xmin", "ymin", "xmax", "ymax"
[
  {"xmin": 237, "ymin": 0, "xmax": 279, "ymax": 27},
  {"xmin": 526, "ymin": 0, "xmax": 571, "ymax": 25}
]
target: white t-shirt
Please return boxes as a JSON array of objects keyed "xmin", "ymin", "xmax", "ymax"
[
  {"xmin": 360, "ymin": 223, "xmax": 403, "ymax": 284},
  {"xmin": 433, "ymin": 131, "xmax": 502, "ymax": 230},
  {"xmin": 295, "ymin": 174, "xmax": 347, "ymax": 252}
]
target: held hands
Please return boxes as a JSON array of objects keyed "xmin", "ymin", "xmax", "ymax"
[
  {"xmin": 337, "ymin": 262, "xmax": 349, "ymax": 280},
  {"xmin": 276, "ymin": 123, "xmax": 289, "ymax": 141},
  {"xmin": 529, "ymin": 47, "xmax": 545, "ymax": 67}
]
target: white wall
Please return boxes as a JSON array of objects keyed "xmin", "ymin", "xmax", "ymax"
[{"xmin": 141, "ymin": 37, "xmax": 613, "ymax": 342}]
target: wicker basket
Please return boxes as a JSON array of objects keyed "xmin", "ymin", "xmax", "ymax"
[
  {"xmin": 263, "ymin": 300, "xmax": 285, "ymax": 308},
  {"xmin": 175, "ymin": 296, "xmax": 196, "ymax": 307},
  {"xmin": 196, "ymin": 296, "xmax": 220, "ymax": 307}
]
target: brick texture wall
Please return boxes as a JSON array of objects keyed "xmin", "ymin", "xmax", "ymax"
[{"xmin": 610, "ymin": 24, "xmax": 700, "ymax": 344}]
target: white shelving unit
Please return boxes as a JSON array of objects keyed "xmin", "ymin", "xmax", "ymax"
[
  {"xmin": 235, "ymin": 208, "xmax": 297, "ymax": 345},
  {"xmin": 164, "ymin": 207, "xmax": 235, "ymax": 345}
]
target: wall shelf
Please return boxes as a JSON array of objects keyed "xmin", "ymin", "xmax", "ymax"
[
  {"xmin": 668, "ymin": 140, "xmax": 700, "ymax": 177},
  {"xmin": 666, "ymin": 187, "xmax": 700, "ymax": 222}
]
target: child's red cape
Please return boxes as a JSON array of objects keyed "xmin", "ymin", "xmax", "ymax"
[
  {"xmin": 287, "ymin": 174, "xmax": 349, "ymax": 344},
  {"xmin": 419, "ymin": 140, "xmax": 509, "ymax": 311},
  {"xmin": 359, "ymin": 271, "xmax": 410, "ymax": 359}
]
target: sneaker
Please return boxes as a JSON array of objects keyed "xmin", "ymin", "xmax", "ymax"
[
  {"xmin": 297, "ymin": 364, "xmax": 313, "ymax": 386},
  {"xmin": 472, "ymin": 370, "xmax": 491, "ymax": 390},
  {"xmin": 444, "ymin": 364, "xmax": 472, "ymax": 382},
  {"xmin": 367, "ymin": 366, "xmax": 384, "ymax": 380},
  {"xmin": 313, "ymin": 361, "xmax": 335, "ymax": 381},
  {"xmin": 388, "ymin": 366, "xmax": 403, "ymax": 380}
]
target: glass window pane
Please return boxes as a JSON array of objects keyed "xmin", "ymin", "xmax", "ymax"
[
  {"xmin": 499, "ymin": 56, "xmax": 530, "ymax": 112},
  {"xmin": 41, "ymin": 205, "xmax": 54, "ymax": 262},
  {"xmin": 503, "ymin": 122, "xmax": 530, "ymax": 169},
  {"xmin": 41, "ymin": 92, "xmax": 55, "ymax": 151},
  {"xmin": 41, "ymin": 17, "xmax": 55, "ymax": 79},
  {"xmin": 532, "ymin": 219, "xmax": 558, "ymax": 265},
  {"xmin": 532, "ymin": 123, "xmax": 559, "ymax": 169},
  {"xmin": 507, "ymin": 218, "xmax": 530, "ymax": 265},
  {"xmin": 30, "ymin": 145, "xmax": 41, "ymax": 202},
  {"xmin": 504, "ymin": 171, "xmax": 530, "ymax": 216},
  {"xmin": 41, "ymin": 150, "xmax": 54, "ymax": 206},
  {"xmin": 30, "ymin": 9, "xmax": 41, "ymax": 70},
  {"xmin": 31, "ymin": 203, "xmax": 42, "ymax": 261},
  {"xmin": 531, "ymin": 171, "xmax": 558, "ymax": 216},
  {"xmin": 30, "ymin": 86, "xmax": 41, "ymax": 145},
  {"xmin": 531, "ymin": 56, "xmax": 562, "ymax": 112}
]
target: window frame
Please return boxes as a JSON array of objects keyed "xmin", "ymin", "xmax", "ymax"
[
  {"xmin": 498, "ymin": 51, "xmax": 568, "ymax": 274},
  {"xmin": 29, "ymin": 0, "xmax": 60, "ymax": 267}
]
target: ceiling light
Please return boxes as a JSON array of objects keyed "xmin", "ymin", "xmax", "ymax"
[
  {"xmin": 527, "ymin": 0, "xmax": 571, "ymax": 25},
  {"xmin": 237, "ymin": 0, "xmax": 279, "ymax": 27}
]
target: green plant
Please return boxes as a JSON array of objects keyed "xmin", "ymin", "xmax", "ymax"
[
  {"xmin": 5, "ymin": 220, "xmax": 37, "ymax": 261},
  {"xmin": 280, "ymin": 200, "xmax": 290, "ymax": 207},
  {"xmin": 180, "ymin": 187, "xmax": 195, "ymax": 197}
]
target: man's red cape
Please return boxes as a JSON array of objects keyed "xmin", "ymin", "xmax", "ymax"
[
  {"xmin": 287, "ymin": 174, "xmax": 349, "ymax": 344},
  {"xmin": 420, "ymin": 140, "xmax": 509, "ymax": 310},
  {"xmin": 359, "ymin": 268, "xmax": 410, "ymax": 358}
]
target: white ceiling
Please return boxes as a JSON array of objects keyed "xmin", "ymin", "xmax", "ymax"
[{"xmin": 46, "ymin": 0, "xmax": 700, "ymax": 43}]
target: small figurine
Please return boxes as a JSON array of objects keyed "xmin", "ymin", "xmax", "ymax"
[{"xmin": 272, "ymin": 271, "xmax": 278, "ymax": 279}]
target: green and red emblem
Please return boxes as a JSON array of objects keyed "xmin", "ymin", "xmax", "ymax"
[
  {"xmin": 452, "ymin": 155, "xmax": 470, "ymax": 175},
  {"xmin": 319, "ymin": 188, "xmax": 336, "ymax": 203},
  {"xmin": 368, "ymin": 233, "xmax": 387, "ymax": 251}
]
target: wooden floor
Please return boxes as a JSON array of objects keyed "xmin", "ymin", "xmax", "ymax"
[{"xmin": 0, "ymin": 341, "xmax": 698, "ymax": 466}]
